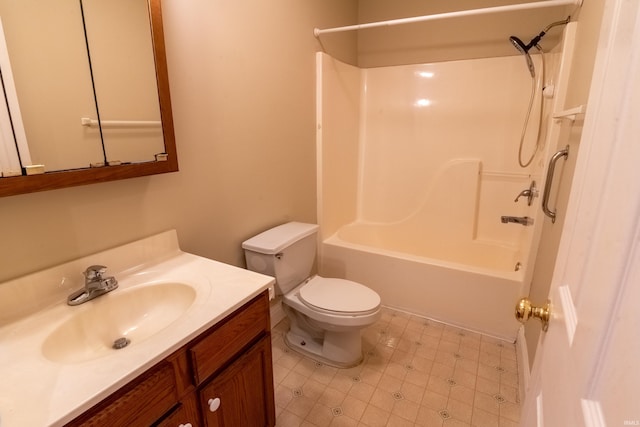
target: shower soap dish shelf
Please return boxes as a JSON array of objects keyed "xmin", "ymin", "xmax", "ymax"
[{"xmin": 553, "ymin": 105, "xmax": 586, "ymax": 122}]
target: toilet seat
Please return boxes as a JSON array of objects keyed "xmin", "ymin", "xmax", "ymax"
[{"xmin": 298, "ymin": 276, "xmax": 380, "ymax": 315}]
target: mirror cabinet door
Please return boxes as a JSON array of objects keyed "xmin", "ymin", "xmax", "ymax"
[
  {"xmin": 0, "ymin": 0, "xmax": 177, "ymax": 197},
  {"xmin": 81, "ymin": 0, "xmax": 166, "ymax": 165},
  {"xmin": 1, "ymin": 0, "xmax": 103, "ymax": 172}
]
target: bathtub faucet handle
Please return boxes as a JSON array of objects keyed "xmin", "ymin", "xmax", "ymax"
[{"xmin": 514, "ymin": 180, "xmax": 538, "ymax": 206}]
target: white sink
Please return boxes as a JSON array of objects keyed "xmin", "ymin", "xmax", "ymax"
[{"xmin": 41, "ymin": 282, "xmax": 196, "ymax": 364}]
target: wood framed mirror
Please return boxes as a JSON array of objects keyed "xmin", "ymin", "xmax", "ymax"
[{"xmin": 0, "ymin": 0, "xmax": 177, "ymax": 197}]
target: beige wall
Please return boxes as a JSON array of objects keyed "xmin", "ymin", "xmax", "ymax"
[
  {"xmin": 0, "ymin": 0, "xmax": 357, "ymax": 284},
  {"xmin": 524, "ymin": 0, "xmax": 606, "ymax": 366}
]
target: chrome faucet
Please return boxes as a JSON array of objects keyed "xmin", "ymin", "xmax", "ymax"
[
  {"xmin": 501, "ymin": 216, "xmax": 534, "ymax": 226},
  {"xmin": 514, "ymin": 181, "xmax": 538, "ymax": 206},
  {"xmin": 67, "ymin": 265, "xmax": 118, "ymax": 306}
]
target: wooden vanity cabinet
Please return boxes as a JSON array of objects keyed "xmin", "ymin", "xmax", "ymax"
[
  {"xmin": 198, "ymin": 336, "xmax": 273, "ymax": 426},
  {"xmin": 66, "ymin": 291, "xmax": 275, "ymax": 427}
]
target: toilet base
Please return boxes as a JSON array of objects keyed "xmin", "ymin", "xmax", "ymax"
[{"xmin": 284, "ymin": 328, "xmax": 363, "ymax": 368}]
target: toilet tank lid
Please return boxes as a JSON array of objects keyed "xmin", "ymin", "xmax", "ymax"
[{"xmin": 242, "ymin": 222, "xmax": 319, "ymax": 254}]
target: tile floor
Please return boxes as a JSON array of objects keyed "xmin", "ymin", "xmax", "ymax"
[{"xmin": 271, "ymin": 307, "xmax": 521, "ymax": 427}]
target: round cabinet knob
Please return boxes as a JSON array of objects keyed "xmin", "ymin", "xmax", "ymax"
[
  {"xmin": 515, "ymin": 297, "xmax": 550, "ymax": 331},
  {"xmin": 208, "ymin": 397, "xmax": 221, "ymax": 412},
  {"xmin": 178, "ymin": 424, "xmax": 192, "ymax": 427}
]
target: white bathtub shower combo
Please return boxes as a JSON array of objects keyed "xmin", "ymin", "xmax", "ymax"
[{"xmin": 316, "ymin": 18, "xmax": 579, "ymax": 341}]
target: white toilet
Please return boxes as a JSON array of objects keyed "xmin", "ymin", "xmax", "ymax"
[{"xmin": 242, "ymin": 222, "xmax": 381, "ymax": 367}]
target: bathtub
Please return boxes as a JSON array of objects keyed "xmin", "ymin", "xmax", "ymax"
[
  {"xmin": 319, "ymin": 222, "xmax": 526, "ymax": 341},
  {"xmin": 315, "ymin": 53, "xmax": 544, "ymax": 342}
]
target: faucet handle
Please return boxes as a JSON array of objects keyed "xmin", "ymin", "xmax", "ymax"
[
  {"xmin": 84, "ymin": 265, "xmax": 107, "ymax": 281},
  {"xmin": 514, "ymin": 181, "xmax": 538, "ymax": 206}
]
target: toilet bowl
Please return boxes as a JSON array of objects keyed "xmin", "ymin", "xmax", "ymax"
[
  {"xmin": 242, "ymin": 222, "xmax": 381, "ymax": 367},
  {"xmin": 282, "ymin": 276, "xmax": 380, "ymax": 367}
]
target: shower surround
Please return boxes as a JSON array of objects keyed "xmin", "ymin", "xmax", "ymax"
[{"xmin": 316, "ymin": 51, "xmax": 561, "ymax": 340}]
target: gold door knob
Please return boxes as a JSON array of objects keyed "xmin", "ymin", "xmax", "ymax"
[{"xmin": 515, "ymin": 298, "xmax": 550, "ymax": 331}]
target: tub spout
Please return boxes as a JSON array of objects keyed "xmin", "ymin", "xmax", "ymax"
[{"xmin": 501, "ymin": 216, "xmax": 534, "ymax": 226}]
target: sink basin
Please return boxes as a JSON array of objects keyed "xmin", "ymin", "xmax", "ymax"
[{"xmin": 42, "ymin": 282, "xmax": 196, "ymax": 363}]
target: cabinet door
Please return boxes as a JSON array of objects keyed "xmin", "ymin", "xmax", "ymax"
[
  {"xmin": 155, "ymin": 392, "xmax": 201, "ymax": 427},
  {"xmin": 200, "ymin": 336, "xmax": 275, "ymax": 427}
]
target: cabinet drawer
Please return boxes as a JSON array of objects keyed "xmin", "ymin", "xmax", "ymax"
[
  {"xmin": 189, "ymin": 292, "xmax": 269, "ymax": 385},
  {"xmin": 66, "ymin": 361, "xmax": 177, "ymax": 427}
]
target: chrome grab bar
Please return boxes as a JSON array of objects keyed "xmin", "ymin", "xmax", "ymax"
[{"xmin": 542, "ymin": 145, "xmax": 569, "ymax": 223}]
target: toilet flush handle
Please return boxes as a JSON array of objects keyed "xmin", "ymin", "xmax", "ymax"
[{"xmin": 275, "ymin": 252, "xmax": 284, "ymax": 259}]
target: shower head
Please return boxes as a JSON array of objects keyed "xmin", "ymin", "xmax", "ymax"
[
  {"xmin": 509, "ymin": 16, "xmax": 571, "ymax": 78},
  {"xmin": 509, "ymin": 36, "xmax": 536, "ymax": 78}
]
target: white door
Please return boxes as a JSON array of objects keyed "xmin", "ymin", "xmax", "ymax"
[{"xmin": 521, "ymin": 0, "xmax": 640, "ymax": 426}]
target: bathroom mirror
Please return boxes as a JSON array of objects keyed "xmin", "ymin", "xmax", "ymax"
[{"xmin": 0, "ymin": 0, "xmax": 177, "ymax": 197}]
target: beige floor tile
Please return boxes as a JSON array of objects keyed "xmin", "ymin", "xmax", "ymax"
[
  {"xmin": 453, "ymin": 367, "xmax": 477, "ymax": 389},
  {"xmin": 359, "ymin": 366, "xmax": 383, "ymax": 386},
  {"xmin": 445, "ymin": 418, "xmax": 475, "ymax": 427},
  {"xmin": 431, "ymin": 361, "xmax": 456, "ymax": 380},
  {"xmin": 329, "ymin": 372, "xmax": 356, "ymax": 393},
  {"xmin": 276, "ymin": 409, "xmax": 304, "ymax": 427},
  {"xmin": 471, "ymin": 407, "xmax": 499, "ymax": 427},
  {"xmin": 499, "ymin": 401, "xmax": 521, "ymax": 423},
  {"xmin": 498, "ymin": 417, "xmax": 520, "ymax": 427},
  {"xmin": 282, "ymin": 370, "xmax": 310, "ymax": 390},
  {"xmin": 386, "ymin": 413, "xmax": 415, "ymax": 427},
  {"xmin": 404, "ymin": 369, "xmax": 430, "ymax": 388},
  {"xmin": 273, "ymin": 363, "xmax": 291, "ymax": 385},
  {"xmin": 447, "ymin": 397, "xmax": 473, "ymax": 423},
  {"xmin": 449, "ymin": 384, "xmax": 475, "ymax": 407},
  {"xmin": 377, "ymin": 373, "xmax": 404, "ymax": 393},
  {"xmin": 341, "ymin": 395, "xmax": 368, "ymax": 421},
  {"xmin": 475, "ymin": 376, "xmax": 500, "ymax": 396},
  {"xmin": 473, "ymin": 391, "xmax": 500, "ymax": 416},
  {"xmin": 416, "ymin": 405, "xmax": 445, "ymax": 426},
  {"xmin": 400, "ymin": 380, "xmax": 426, "ymax": 404},
  {"xmin": 455, "ymin": 356, "xmax": 479, "ymax": 375},
  {"xmin": 317, "ymin": 386, "xmax": 347, "ymax": 408},
  {"xmin": 306, "ymin": 402, "xmax": 335, "ymax": 427},
  {"xmin": 330, "ymin": 415, "xmax": 360, "ymax": 427},
  {"xmin": 273, "ymin": 309, "xmax": 521, "ymax": 427},
  {"xmin": 348, "ymin": 381, "xmax": 376, "ymax": 402},
  {"xmin": 287, "ymin": 394, "xmax": 317, "ymax": 419},
  {"xmin": 421, "ymin": 389, "xmax": 449, "ymax": 411},
  {"xmin": 369, "ymin": 388, "xmax": 395, "ymax": 412},
  {"xmin": 360, "ymin": 404, "xmax": 391, "ymax": 427},
  {"xmin": 275, "ymin": 383, "xmax": 294, "ymax": 408},
  {"xmin": 303, "ymin": 378, "xmax": 329, "ymax": 401},
  {"xmin": 392, "ymin": 398, "xmax": 420, "ymax": 422},
  {"xmin": 427, "ymin": 374, "xmax": 454, "ymax": 397}
]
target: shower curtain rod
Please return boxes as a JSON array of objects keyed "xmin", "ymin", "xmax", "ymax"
[{"xmin": 314, "ymin": 0, "xmax": 580, "ymax": 36}]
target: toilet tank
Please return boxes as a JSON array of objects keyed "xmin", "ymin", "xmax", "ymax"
[{"xmin": 242, "ymin": 222, "xmax": 319, "ymax": 295}]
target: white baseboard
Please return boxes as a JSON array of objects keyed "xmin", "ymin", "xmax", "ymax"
[{"xmin": 516, "ymin": 325, "xmax": 530, "ymax": 403}]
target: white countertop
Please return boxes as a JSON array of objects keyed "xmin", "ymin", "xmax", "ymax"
[{"xmin": 0, "ymin": 230, "xmax": 274, "ymax": 426}]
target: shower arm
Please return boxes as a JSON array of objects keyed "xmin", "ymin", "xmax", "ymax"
[{"xmin": 524, "ymin": 16, "xmax": 572, "ymax": 50}]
